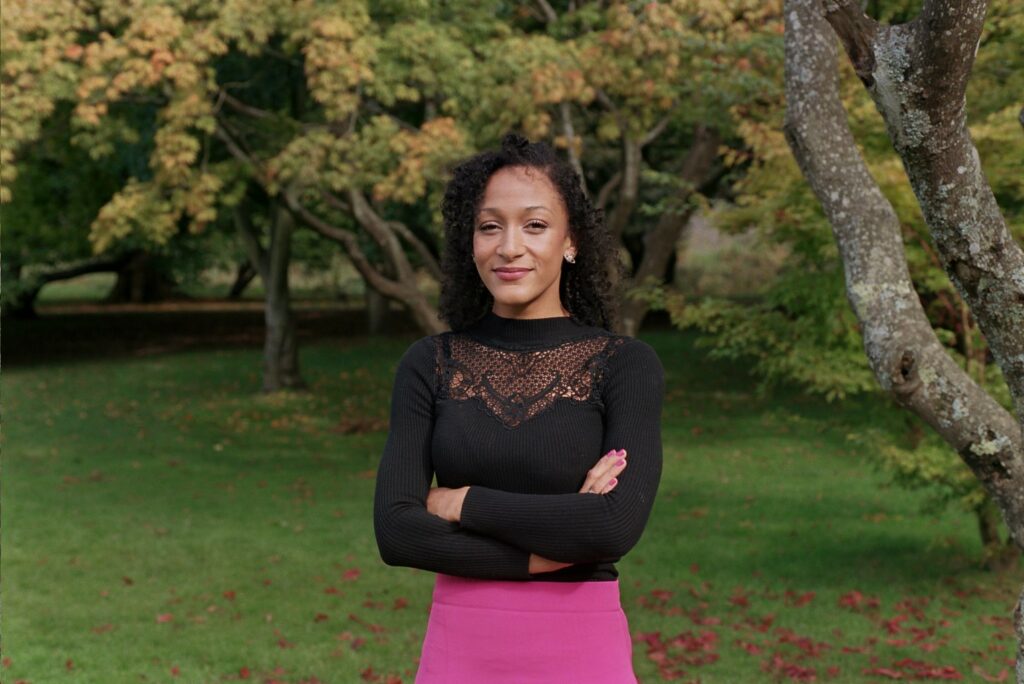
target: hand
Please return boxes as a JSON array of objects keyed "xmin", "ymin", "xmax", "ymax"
[
  {"xmin": 529, "ymin": 553, "xmax": 573, "ymax": 574},
  {"xmin": 426, "ymin": 486, "xmax": 469, "ymax": 523},
  {"xmin": 578, "ymin": 448, "xmax": 627, "ymax": 495}
]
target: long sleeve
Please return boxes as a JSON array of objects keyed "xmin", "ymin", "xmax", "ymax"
[
  {"xmin": 457, "ymin": 338, "xmax": 665, "ymax": 564},
  {"xmin": 373, "ymin": 337, "xmax": 532, "ymax": 579}
]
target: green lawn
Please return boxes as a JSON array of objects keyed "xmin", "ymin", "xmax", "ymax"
[{"xmin": 2, "ymin": 328, "xmax": 1019, "ymax": 683}]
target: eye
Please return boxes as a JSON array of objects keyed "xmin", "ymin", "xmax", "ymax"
[
  {"xmin": 524, "ymin": 220, "xmax": 547, "ymax": 231},
  {"xmin": 476, "ymin": 222, "xmax": 500, "ymax": 232}
]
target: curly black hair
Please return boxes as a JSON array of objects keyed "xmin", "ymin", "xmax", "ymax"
[{"xmin": 438, "ymin": 133, "xmax": 622, "ymax": 332}]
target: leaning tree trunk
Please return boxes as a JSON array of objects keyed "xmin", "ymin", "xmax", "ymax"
[
  {"xmin": 227, "ymin": 259, "xmax": 257, "ymax": 300},
  {"xmin": 235, "ymin": 197, "xmax": 306, "ymax": 392},
  {"xmin": 1, "ymin": 252, "xmax": 137, "ymax": 318},
  {"xmin": 619, "ymin": 125, "xmax": 721, "ymax": 336},
  {"xmin": 783, "ymin": 1, "xmax": 1024, "ymax": 678}
]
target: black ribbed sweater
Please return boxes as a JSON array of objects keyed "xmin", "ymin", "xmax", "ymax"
[{"xmin": 373, "ymin": 310, "xmax": 665, "ymax": 582}]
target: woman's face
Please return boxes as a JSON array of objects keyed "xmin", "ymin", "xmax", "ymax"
[{"xmin": 473, "ymin": 166, "xmax": 576, "ymax": 319}]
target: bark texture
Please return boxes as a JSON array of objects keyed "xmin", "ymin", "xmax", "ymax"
[{"xmin": 783, "ymin": 0, "xmax": 1024, "ymax": 677}]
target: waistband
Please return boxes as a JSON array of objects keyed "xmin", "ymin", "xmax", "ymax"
[{"xmin": 432, "ymin": 574, "xmax": 622, "ymax": 613}]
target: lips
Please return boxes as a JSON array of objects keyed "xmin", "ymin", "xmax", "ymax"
[{"xmin": 493, "ymin": 267, "xmax": 531, "ymax": 281}]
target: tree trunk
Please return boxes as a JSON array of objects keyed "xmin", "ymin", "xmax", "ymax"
[
  {"xmin": 234, "ymin": 196, "xmax": 306, "ymax": 392},
  {"xmin": 106, "ymin": 249, "xmax": 182, "ymax": 303},
  {"xmin": 262, "ymin": 204, "xmax": 304, "ymax": 392},
  {"xmin": 619, "ymin": 125, "xmax": 721, "ymax": 336},
  {"xmin": 227, "ymin": 260, "xmax": 257, "ymax": 299},
  {"xmin": 1, "ymin": 262, "xmax": 39, "ymax": 319},
  {"xmin": 784, "ymin": 1, "xmax": 1024, "ymax": 677},
  {"xmin": 366, "ymin": 285, "xmax": 388, "ymax": 334}
]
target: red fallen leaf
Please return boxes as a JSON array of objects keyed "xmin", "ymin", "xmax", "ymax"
[
  {"xmin": 761, "ymin": 654, "xmax": 817, "ymax": 681},
  {"xmin": 262, "ymin": 578, "xmax": 272, "ymax": 586},
  {"xmin": 384, "ymin": 677, "xmax": 403, "ymax": 684},
  {"xmin": 668, "ymin": 630, "xmax": 718, "ymax": 654},
  {"xmin": 393, "ymin": 597, "xmax": 409, "ymax": 610},
  {"xmin": 772, "ymin": 628, "xmax": 830, "ymax": 658},
  {"xmin": 735, "ymin": 639, "xmax": 761, "ymax": 654},
  {"xmin": 351, "ymin": 636, "xmax": 367, "ymax": 650},
  {"xmin": 729, "ymin": 591, "xmax": 750, "ymax": 608},
  {"xmin": 336, "ymin": 631, "xmax": 354, "ymax": 641},
  {"xmin": 785, "ymin": 590, "xmax": 816, "ymax": 607},
  {"xmin": 690, "ymin": 563, "xmax": 700, "ymax": 574},
  {"xmin": 343, "ymin": 568, "xmax": 361, "ymax": 581},
  {"xmin": 650, "ymin": 588, "xmax": 674, "ymax": 602},
  {"xmin": 239, "ymin": 666, "xmax": 251, "ymax": 679},
  {"xmin": 122, "ymin": 576, "xmax": 134, "ymax": 585},
  {"xmin": 972, "ymin": 665, "xmax": 1008, "ymax": 682},
  {"xmin": 2, "ymin": 657, "xmax": 11, "ymax": 667},
  {"xmin": 223, "ymin": 590, "xmax": 236, "ymax": 601},
  {"xmin": 864, "ymin": 667, "xmax": 905, "ymax": 678},
  {"xmin": 841, "ymin": 644, "xmax": 871, "ymax": 654},
  {"xmin": 883, "ymin": 615, "xmax": 909, "ymax": 634},
  {"xmin": 360, "ymin": 666, "xmax": 380, "ymax": 682},
  {"xmin": 324, "ymin": 586, "xmax": 341, "ymax": 595},
  {"xmin": 156, "ymin": 613, "xmax": 174, "ymax": 623},
  {"xmin": 170, "ymin": 665, "xmax": 180, "ymax": 676},
  {"xmin": 827, "ymin": 666, "xmax": 840, "ymax": 677},
  {"xmin": 277, "ymin": 638, "xmax": 294, "ymax": 649},
  {"xmin": 66, "ymin": 659, "xmax": 74, "ymax": 671},
  {"xmin": 91, "ymin": 623, "xmax": 115, "ymax": 633},
  {"xmin": 348, "ymin": 612, "xmax": 387, "ymax": 633},
  {"xmin": 314, "ymin": 613, "xmax": 329, "ymax": 622}
]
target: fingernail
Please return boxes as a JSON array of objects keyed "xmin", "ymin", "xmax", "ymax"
[
  {"xmin": 616, "ymin": 459, "xmax": 626, "ymax": 466},
  {"xmin": 609, "ymin": 478, "xmax": 617, "ymax": 486},
  {"xmin": 617, "ymin": 449, "xmax": 627, "ymax": 456}
]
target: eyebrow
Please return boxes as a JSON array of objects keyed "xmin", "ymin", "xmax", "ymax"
[{"xmin": 478, "ymin": 205, "xmax": 553, "ymax": 215}]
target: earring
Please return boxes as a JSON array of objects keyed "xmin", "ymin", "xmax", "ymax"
[{"xmin": 564, "ymin": 252, "xmax": 576, "ymax": 264}]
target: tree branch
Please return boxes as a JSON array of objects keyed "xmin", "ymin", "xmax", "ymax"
[
  {"xmin": 559, "ymin": 101, "xmax": 587, "ymax": 193},
  {"xmin": 535, "ymin": 0, "xmax": 558, "ymax": 23},
  {"xmin": 789, "ymin": 0, "xmax": 1024, "ymax": 542},
  {"xmin": 282, "ymin": 188, "xmax": 407, "ymax": 300},
  {"xmin": 595, "ymin": 171, "xmax": 621, "ymax": 213},
  {"xmin": 639, "ymin": 108, "xmax": 676, "ymax": 148}
]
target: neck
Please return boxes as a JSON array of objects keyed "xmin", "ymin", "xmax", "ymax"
[{"xmin": 465, "ymin": 309, "xmax": 597, "ymax": 348}]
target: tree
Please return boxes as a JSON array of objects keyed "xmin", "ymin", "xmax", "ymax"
[
  {"xmin": 520, "ymin": 1, "xmax": 781, "ymax": 335},
  {"xmin": 781, "ymin": 0, "xmax": 1024, "ymax": 676},
  {"xmin": 653, "ymin": 0, "xmax": 1021, "ymax": 561}
]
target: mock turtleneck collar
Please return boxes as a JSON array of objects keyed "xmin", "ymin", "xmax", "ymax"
[{"xmin": 464, "ymin": 310, "xmax": 600, "ymax": 348}]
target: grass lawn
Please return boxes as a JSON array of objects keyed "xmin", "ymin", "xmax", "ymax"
[{"xmin": 2, "ymin": 327, "xmax": 1019, "ymax": 683}]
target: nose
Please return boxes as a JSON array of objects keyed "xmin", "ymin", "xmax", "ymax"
[{"xmin": 495, "ymin": 226, "xmax": 524, "ymax": 260}]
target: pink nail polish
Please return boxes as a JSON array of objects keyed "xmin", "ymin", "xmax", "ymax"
[
  {"xmin": 617, "ymin": 449, "xmax": 627, "ymax": 456},
  {"xmin": 616, "ymin": 459, "xmax": 626, "ymax": 466},
  {"xmin": 609, "ymin": 478, "xmax": 617, "ymax": 486}
]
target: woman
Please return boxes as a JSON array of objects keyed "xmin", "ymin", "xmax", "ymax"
[{"xmin": 373, "ymin": 133, "xmax": 665, "ymax": 682}]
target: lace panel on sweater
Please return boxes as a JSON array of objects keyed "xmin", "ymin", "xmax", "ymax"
[{"xmin": 435, "ymin": 334, "xmax": 627, "ymax": 428}]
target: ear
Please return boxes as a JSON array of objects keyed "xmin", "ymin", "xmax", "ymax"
[{"xmin": 563, "ymin": 231, "xmax": 576, "ymax": 254}]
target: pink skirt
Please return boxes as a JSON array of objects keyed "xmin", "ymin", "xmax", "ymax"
[{"xmin": 415, "ymin": 574, "xmax": 637, "ymax": 683}]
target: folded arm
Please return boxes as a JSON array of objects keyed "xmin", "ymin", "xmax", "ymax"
[
  {"xmin": 373, "ymin": 337, "xmax": 532, "ymax": 579},
  {"xmin": 457, "ymin": 339, "xmax": 666, "ymax": 564}
]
